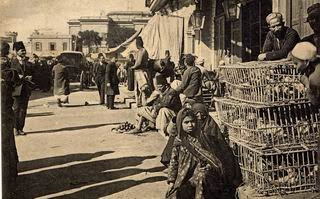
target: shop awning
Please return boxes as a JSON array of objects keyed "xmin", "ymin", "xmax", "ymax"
[{"xmin": 120, "ymin": 14, "xmax": 184, "ymax": 63}]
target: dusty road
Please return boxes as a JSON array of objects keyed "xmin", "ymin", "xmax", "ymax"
[{"xmin": 15, "ymin": 85, "xmax": 168, "ymax": 199}]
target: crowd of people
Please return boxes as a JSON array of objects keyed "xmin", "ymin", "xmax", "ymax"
[{"xmin": 1, "ymin": 2, "xmax": 320, "ymax": 199}]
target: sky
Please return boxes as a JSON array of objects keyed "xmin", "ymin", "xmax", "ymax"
[{"xmin": 0, "ymin": 0, "xmax": 148, "ymax": 42}]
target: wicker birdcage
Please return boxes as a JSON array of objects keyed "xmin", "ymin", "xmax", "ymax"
[
  {"xmin": 230, "ymin": 139, "xmax": 318, "ymax": 196},
  {"xmin": 219, "ymin": 61, "xmax": 307, "ymax": 104},
  {"xmin": 215, "ymin": 97, "xmax": 320, "ymax": 147}
]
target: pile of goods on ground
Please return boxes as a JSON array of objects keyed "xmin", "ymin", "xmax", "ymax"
[
  {"xmin": 216, "ymin": 60, "xmax": 319, "ymax": 196},
  {"xmin": 111, "ymin": 122, "xmax": 135, "ymax": 133}
]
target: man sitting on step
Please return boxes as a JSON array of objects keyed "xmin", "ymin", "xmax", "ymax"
[{"xmin": 129, "ymin": 76, "xmax": 182, "ymax": 135}]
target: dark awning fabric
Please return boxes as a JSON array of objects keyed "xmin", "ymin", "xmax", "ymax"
[
  {"xmin": 105, "ymin": 28, "xmax": 143, "ymax": 54},
  {"xmin": 150, "ymin": 0, "xmax": 169, "ymax": 12}
]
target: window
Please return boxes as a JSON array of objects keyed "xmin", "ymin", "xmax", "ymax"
[
  {"xmin": 49, "ymin": 42, "xmax": 56, "ymax": 51},
  {"xmin": 35, "ymin": 42, "xmax": 42, "ymax": 51},
  {"xmin": 63, "ymin": 42, "xmax": 68, "ymax": 51}
]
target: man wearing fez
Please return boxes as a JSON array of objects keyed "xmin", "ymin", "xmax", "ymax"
[
  {"xmin": 301, "ymin": 3, "xmax": 320, "ymax": 54},
  {"xmin": 258, "ymin": 12, "xmax": 300, "ymax": 61},
  {"xmin": 11, "ymin": 41, "xmax": 34, "ymax": 136}
]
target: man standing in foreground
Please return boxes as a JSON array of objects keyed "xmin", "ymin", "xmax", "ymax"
[
  {"xmin": 258, "ymin": 12, "xmax": 300, "ymax": 61},
  {"xmin": 11, "ymin": 41, "xmax": 34, "ymax": 136},
  {"xmin": 1, "ymin": 41, "xmax": 19, "ymax": 199}
]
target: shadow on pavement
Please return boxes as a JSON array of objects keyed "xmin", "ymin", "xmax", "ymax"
[
  {"xmin": 19, "ymin": 151, "xmax": 114, "ymax": 172},
  {"xmin": 17, "ymin": 155, "xmax": 165, "ymax": 198},
  {"xmin": 54, "ymin": 176, "xmax": 167, "ymax": 199},
  {"xmin": 26, "ymin": 122, "xmax": 123, "ymax": 134},
  {"xmin": 26, "ymin": 112, "xmax": 54, "ymax": 118}
]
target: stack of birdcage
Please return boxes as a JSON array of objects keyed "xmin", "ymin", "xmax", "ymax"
[{"xmin": 215, "ymin": 60, "xmax": 320, "ymax": 196}]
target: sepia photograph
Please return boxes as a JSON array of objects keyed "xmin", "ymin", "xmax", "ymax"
[{"xmin": 1, "ymin": 0, "xmax": 320, "ymax": 198}]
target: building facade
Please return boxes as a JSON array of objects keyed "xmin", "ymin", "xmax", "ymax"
[
  {"xmin": 28, "ymin": 31, "xmax": 72, "ymax": 57},
  {"xmin": 0, "ymin": 31, "xmax": 18, "ymax": 50},
  {"xmin": 146, "ymin": 0, "xmax": 320, "ymax": 70},
  {"xmin": 67, "ymin": 11, "xmax": 151, "ymax": 51}
]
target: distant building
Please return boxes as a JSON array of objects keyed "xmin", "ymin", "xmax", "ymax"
[
  {"xmin": 0, "ymin": 31, "xmax": 18, "ymax": 49},
  {"xmin": 67, "ymin": 11, "xmax": 151, "ymax": 51},
  {"xmin": 28, "ymin": 31, "xmax": 72, "ymax": 57}
]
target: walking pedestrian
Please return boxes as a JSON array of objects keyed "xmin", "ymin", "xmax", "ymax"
[
  {"xmin": 52, "ymin": 55, "xmax": 70, "ymax": 107},
  {"xmin": 11, "ymin": 41, "xmax": 34, "ymax": 136},
  {"xmin": 105, "ymin": 56, "xmax": 120, "ymax": 109},
  {"xmin": 94, "ymin": 53, "xmax": 107, "ymax": 105}
]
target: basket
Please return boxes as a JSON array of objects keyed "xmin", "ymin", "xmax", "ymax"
[
  {"xmin": 220, "ymin": 61, "xmax": 307, "ymax": 104},
  {"xmin": 215, "ymin": 97, "xmax": 320, "ymax": 147},
  {"xmin": 230, "ymin": 139, "xmax": 318, "ymax": 196}
]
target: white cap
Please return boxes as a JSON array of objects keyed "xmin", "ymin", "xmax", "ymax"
[{"xmin": 291, "ymin": 42, "xmax": 317, "ymax": 61}]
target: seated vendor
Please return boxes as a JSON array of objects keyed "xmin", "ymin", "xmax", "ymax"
[
  {"xmin": 258, "ymin": 12, "xmax": 300, "ymax": 61},
  {"xmin": 291, "ymin": 42, "xmax": 320, "ymax": 106},
  {"xmin": 129, "ymin": 76, "xmax": 182, "ymax": 134}
]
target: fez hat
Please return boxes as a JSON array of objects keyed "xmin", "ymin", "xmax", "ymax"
[
  {"xmin": 291, "ymin": 42, "xmax": 317, "ymax": 61},
  {"xmin": 266, "ymin": 12, "xmax": 283, "ymax": 26},
  {"xmin": 13, "ymin": 41, "xmax": 26, "ymax": 51},
  {"xmin": 1, "ymin": 41, "xmax": 10, "ymax": 57},
  {"xmin": 155, "ymin": 75, "xmax": 168, "ymax": 85},
  {"xmin": 306, "ymin": 3, "xmax": 320, "ymax": 22}
]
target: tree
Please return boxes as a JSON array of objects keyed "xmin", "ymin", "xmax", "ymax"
[
  {"xmin": 78, "ymin": 30, "xmax": 102, "ymax": 53},
  {"xmin": 107, "ymin": 22, "xmax": 136, "ymax": 48}
]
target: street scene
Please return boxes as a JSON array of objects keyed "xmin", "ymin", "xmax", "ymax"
[{"xmin": 1, "ymin": 0, "xmax": 320, "ymax": 199}]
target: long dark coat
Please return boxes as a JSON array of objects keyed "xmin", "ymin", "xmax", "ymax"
[
  {"xmin": 1, "ymin": 60, "xmax": 19, "ymax": 198},
  {"xmin": 52, "ymin": 63, "xmax": 70, "ymax": 96},
  {"xmin": 105, "ymin": 61, "xmax": 119, "ymax": 95}
]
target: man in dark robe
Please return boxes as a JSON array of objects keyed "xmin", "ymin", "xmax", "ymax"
[
  {"xmin": 258, "ymin": 12, "xmax": 300, "ymax": 61},
  {"xmin": 301, "ymin": 3, "xmax": 320, "ymax": 54},
  {"xmin": 94, "ymin": 53, "xmax": 107, "ymax": 105},
  {"xmin": 1, "ymin": 41, "xmax": 19, "ymax": 199},
  {"xmin": 105, "ymin": 56, "xmax": 119, "ymax": 109},
  {"xmin": 11, "ymin": 41, "xmax": 34, "ymax": 136}
]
